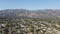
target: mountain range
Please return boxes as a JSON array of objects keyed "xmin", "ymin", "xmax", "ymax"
[{"xmin": 0, "ymin": 9, "xmax": 60, "ymax": 19}]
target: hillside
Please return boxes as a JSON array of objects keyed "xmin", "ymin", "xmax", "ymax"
[
  {"xmin": 0, "ymin": 9, "xmax": 60, "ymax": 34},
  {"xmin": 0, "ymin": 9, "xmax": 60, "ymax": 19}
]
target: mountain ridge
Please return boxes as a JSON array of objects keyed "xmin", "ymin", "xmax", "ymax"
[{"xmin": 0, "ymin": 9, "xmax": 60, "ymax": 19}]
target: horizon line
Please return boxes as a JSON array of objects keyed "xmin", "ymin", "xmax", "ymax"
[{"xmin": 0, "ymin": 8, "xmax": 60, "ymax": 10}]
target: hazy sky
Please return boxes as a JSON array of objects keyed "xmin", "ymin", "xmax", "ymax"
[{"xmin": 0, "ymin": 0, "xmax": 60, "ymax": 10}]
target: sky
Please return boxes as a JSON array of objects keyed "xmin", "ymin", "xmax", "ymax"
[{"xmin": 0, "ymin": 0, "xmax": 60, "ymax": 10}]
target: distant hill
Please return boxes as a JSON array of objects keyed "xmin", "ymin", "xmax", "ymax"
[{"xmin": 0, "ymin": 9, "xmax": 60, "ymax": 19}]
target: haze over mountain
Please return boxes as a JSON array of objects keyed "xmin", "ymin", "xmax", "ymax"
[{"xmin": 0, "ymin": 9, "xmax": 60, "ymax": 19}]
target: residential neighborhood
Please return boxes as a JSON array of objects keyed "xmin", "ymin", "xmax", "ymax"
[{"xmin": 0, "ymin": 17, "xmax": 60, "ymax": 34}]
